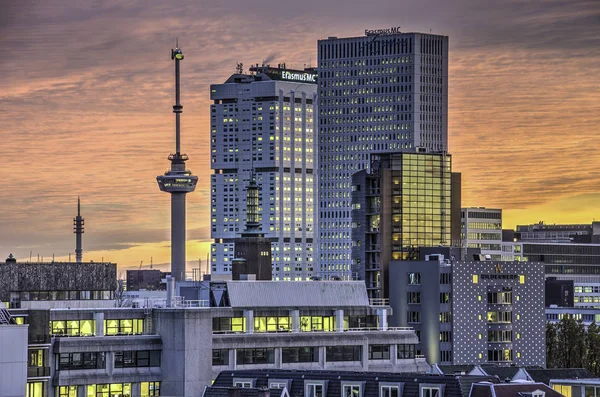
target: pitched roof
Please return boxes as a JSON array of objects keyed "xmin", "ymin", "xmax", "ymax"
[
  {"xmin": 436, "ymin": 365, "xmax": 477, "ymax": 376},
  {"xmin": 211, "ymin": 369, "xmax": 476, "ymax": 397},
  {"xmin": 225, "ymin": 281, "xmax": 370, "ymax": 308},
  {"xmin": 470, "ymin": 383, "xmax": 563, "ymax": 397},
  {"xmin": 525, "ymin": 369, "xmax": 595, "ymax": 385},
  {"xmin": 457, "ymin": 377, "xmax": 500, "ymax": 397},
  {"xmin": 479, "ymin": 365, "xmax": 522, "ymax": 381},
  {"xmin": 203, "ymin": 387, "xmax": 286, "ymax": 397}
]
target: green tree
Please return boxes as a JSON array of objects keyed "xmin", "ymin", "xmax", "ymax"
[
  {"xmin": 546, "ymin": 322, "xmax": 559, "ymax": 368},
  {"xmin": 587, "ymin": 322, "xmax": 600, "ymax": 376}
]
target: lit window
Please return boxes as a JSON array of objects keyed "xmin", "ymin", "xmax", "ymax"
[
  {"xmin": 472, "ymin": 275, "xmax": 479, "ymax": 284},
  {"xmin": 519, "ymin": 275, "xmax": 525, "ymax": 284}
]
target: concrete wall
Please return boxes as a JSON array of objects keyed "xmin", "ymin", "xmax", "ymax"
[
  {"xmin": 388, "ymin": 260, "xmax": 441, "ymax": 364},
  {"xmin": 21, "ymin": 300, "xmax": 117, "ymax": 310},
  {"xmin": 0, "ymin": 325, "xmax": 28, "ymax": 397},
  {"xmin": 53, "ymin": 335, "xmax": 162, "ymax": 388},
  {"xmin": 153, "ymin": 308, "xmax": 213, "ymax": 397}
]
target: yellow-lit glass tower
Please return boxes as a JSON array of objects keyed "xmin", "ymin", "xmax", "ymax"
[{"xmin": 351, "ymin": 152, "xmax": 459, "ymax": 299}]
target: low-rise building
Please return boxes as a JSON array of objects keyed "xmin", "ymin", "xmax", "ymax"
[
  {"xmin": 0, "ymin": 255, "xmax": 117, "ymax": 309},
  {"xmin": 204, "ymin": 369, "xmax": 498, "ymax": 397},
  {"xmin": 8, "ymin": 281, "xmax": 427, "ymax": 397}
]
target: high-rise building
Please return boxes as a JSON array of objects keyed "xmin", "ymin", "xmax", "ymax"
[
  {"xmin": 461, "ymin": 208, "xmax": 503, "ymax": 260},
  {"xmin": 210, "ymin": 65, "xmax": 318, "ymax": 280},
  {"xmin": 318, "ymin": 30, "xmax": 449, "ymax": 278},
  {"xmin": 350, "ymin": 152, "xmax": 459, "ymax": 298}
]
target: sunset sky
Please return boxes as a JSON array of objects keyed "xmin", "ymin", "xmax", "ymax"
[{"xmin": 1, "ymin": 0, "xmax": 598, "ymax": 271}]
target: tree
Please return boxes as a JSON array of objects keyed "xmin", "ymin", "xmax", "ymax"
[
  {"xmin": 587, "ymin": 322, "xmax": 600, "ymax": 376},
  {"xmin": 546, "ymin": 322, "xmax": 559, "ymax": 368}
]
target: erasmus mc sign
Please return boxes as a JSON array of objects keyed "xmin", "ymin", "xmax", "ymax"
[
  {"xmin": 365, "ymin": 26, "xmax": 402, "ymax": 36},
  {"xmin": 281, "ymin": 71, "xmax": 317, "ymax": 83}
]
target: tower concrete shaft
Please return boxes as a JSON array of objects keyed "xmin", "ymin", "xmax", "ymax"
[
  {"xmin": 156, "ymin": 43, "xmax": 198, "ymax": 282},
  {"xmin": 73, "ymin": 197, "xmax": 84, "ymax": 263}
]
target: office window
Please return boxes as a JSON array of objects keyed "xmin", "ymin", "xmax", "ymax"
[
  {"xmin": 326, "ymin": 345, "xmax": 362, "ymax": 362},
  {"xmin": 553, "ymin": 385, "xmax": 571, "ymax": 397},
  {"xmin": 397, "ymin": 344, "xmax": 416, "ymax": 359},
  {"xmin": 282, "ymin": 347, "xmax": 317, "ymax": 363},
  {"xmin": 439, "ymin": 331, "xmax": 452, "ymax": 342},
  {"xmin": 58, "ymin": 352, "xmax": 106, "ymax": 370},
  {"xmin": 408, "ymin": 273, "xmax": 421, "ymax": 285},
  {"xmin": 140, "ymin": 382, "xmax": 160, "ymax": 397},
  {"xmin": 213, "ymin": 317, "xmax": 247, "ymax": 333},
  {"xmin": 472, "ymin": 275, "xmax": 479, "ymax": 283},
  {"xmin": 104, "ymin": 319, "xmax": 144, "ymax": 335},
  {"xmin": 212, "ymin": 349, "xmax": 229, "ymax": 366},
  {"xmin": 368, "ymin": 345, "xmax": 390, "ymax": 360},
  {"xmin": 488, "ymin": 349, "xmax": 512, "ymax": 362},
  {"xmin": 114, "ymin": 351, "xmax": 160, "ymax": 368},
  {"xmin": 487, "ymin": 291, "xmax": 512, "ymax": 304},
  {"xmin": 236, "ymin": 348, "xmax": 275, "ymax": 364},
  {"xmin": 26, "ymin": 382, "xmax": 43, "ymax": 397},
  {"xmin": 408, "ymin": 292, "xmax": 421, "ymax": 304},
  {"xmin": 87, "ymin": 383, "xmax": 132, "ymax": 397},
  {"xmin": 254, "ymin": 316, "xmax": 291, "ymax": 332},
  {"xmin": 57, "ymin": 386, "xmax": 77, "ymax": 397},
  {"xmin": 441, "ymin": 351, "xmax": 452, "ymax": 362},
  {"xmin": 439, "ymin": 312, "xmax": 452, "ymax": 323},
  {"xmin": 29, "ymin": 349, "xmax": 45, "ymax": 367},
  {"xmin": 519, "ymin": 274, "xmax": 526, "ymax": 284},
  {"xmin": 408, "ymin": 311, "xmax": 421, "ymax": 323},
  {"xmin": 50, "ymin": 320, "xmax": 95, "ymax": 336}
]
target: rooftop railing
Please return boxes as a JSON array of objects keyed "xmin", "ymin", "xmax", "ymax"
[
  {"xmin": 213, "ymin": 326, "xmax": 413, "ymax": 335},
  {"xmin": 369, "ymin": 298, "xmax": 390, "ymax": 306}
]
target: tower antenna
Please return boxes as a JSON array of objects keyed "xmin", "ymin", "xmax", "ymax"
[
  {"xmin": 157, "ymin": 41, "xmax": 198, "ymax": 282},
  {"xmin": 74, "ymin": 196, "xmax": 84, "ymax": 263}
]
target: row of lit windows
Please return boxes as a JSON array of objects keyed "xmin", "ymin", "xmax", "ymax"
[
  {"xmin": 49, "ymin": 319, "xmax": 143, "ymax": 337},
  {"xmin": 51, "ymin": 383, "xmax": 159, "ymax": 397}
]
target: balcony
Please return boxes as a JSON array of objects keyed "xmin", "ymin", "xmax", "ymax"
[{"xmin": 28, "ymin": 367, "xmax": 50, "ymax": 378}]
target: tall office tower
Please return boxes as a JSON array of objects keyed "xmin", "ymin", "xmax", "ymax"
[
  {"xmin": 210, "ymin": 65, "xmax": 318, "ymax": 281},
  {"xmin": 157, "ymin": 43, "xmax": 198, "ymax": 281},
  {"xmin": 318, "ymin": 30, "xmax": 449, "ymax": 278},
  {"xmin": 73, "ymin": 197, "xmax": 84, "ymax": 263},
  {"xmin": 351, "ymin": 152, "xmax": 458, "ymax": 299},
  {"xmin": 461, "ymin": 208, "xmax": 503, "ymax": 260}
]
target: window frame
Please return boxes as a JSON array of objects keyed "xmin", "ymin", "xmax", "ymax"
[{"xmin": 380, "ymin": 383, "xmax": 403, "ymax": 397}]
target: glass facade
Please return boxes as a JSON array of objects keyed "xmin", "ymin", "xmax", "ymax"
[
  {"xmin": 395, "ymin": 153, "xmax": 451, "ymax": 254},
  {"xmin": 352, "ymin": 152, "xmax": 453, "ymax": 299}
]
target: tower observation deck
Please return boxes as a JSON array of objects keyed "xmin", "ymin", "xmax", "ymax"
[{"xmin": 156, "ymin": 42, "xmax": 198, "ymax": 281}]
